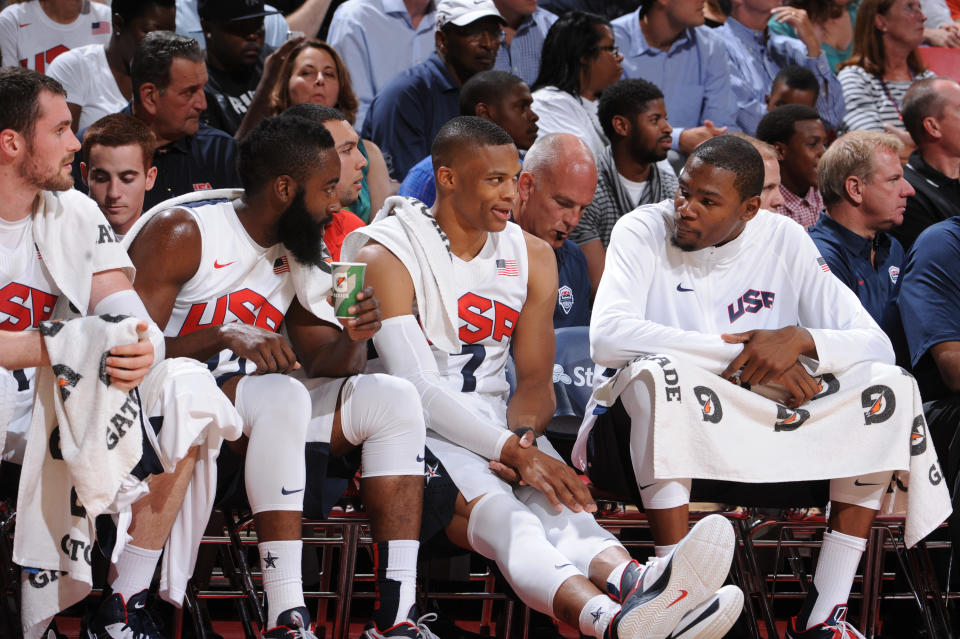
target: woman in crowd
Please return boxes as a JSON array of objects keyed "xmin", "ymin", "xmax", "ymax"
[
  {"xmin": 769, "ymin": 0, "xmax": 859, "ymax": 72},
  {"xmin": 837, "ymin": 0, "xmax": 934, "ymax": 141},
  {"xmin": 530, "ymin": 11, "xmax": 623, "ymax": 160}
]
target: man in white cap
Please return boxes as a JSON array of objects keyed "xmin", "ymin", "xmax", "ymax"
[{"xmin": 361, "ymin": 0, "xmax": 506, "ymax": 180}]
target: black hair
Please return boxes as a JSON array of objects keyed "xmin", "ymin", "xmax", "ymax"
[
  {"xmin": 902, "ymin": 77, "xmax": 952, "ymax": 143},
  {"xmin": 112, "ymin": 0, "xmax": 175, "ymax": 24},
  {"xmin": 532, "ymin": 11, "xmax": 610, "ymax": 98},
  {"xmin": 238, "ymin": 115, "xmax": 335, "ymax": 195},
  {"xmin": 755, "ymin": 104, "xmax": 821, "ymax": 146},
  {"xmin": 772, "ymin": 64, "xmax": 820, "ymax": 96},
  {"xmin": 281, "ymin": 103, "xmax": 348, "ymax": 125},
  {"xmin": 431, "ymin": 116, "xmax": 514, "ymax": 173},
  {"xmin": 0, "ymin": 67, "xmax": 66, "ymax": 137},
  {"xmin": 689, "ymin": 135, "xmax": 764, "ymax": 201},
  {"xmin": 459, "ymin": 70, "xmax": 526, "ymax": 116},
  {"xmin": 131, "ymin": 31, "xmax": 205, "ymax": 100},
  {"xmin": 597, "ymin": 78, "xmax": 664, "ymax": 143}
]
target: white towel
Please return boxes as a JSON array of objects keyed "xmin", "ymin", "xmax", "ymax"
[
  {"xmin": 575, "ymin": 354, "xmax": 952, "ymax": 548},
  {"xmin": 124, "ymin": 189, "xmax": 338, "ymax": 327},
  {"xmin": 0, "ymin": 368, "xmax": 15, "ymax": 461},
  {"xmin": 341, "ymin": 196, "xmax": 460, "ymax": 354}
]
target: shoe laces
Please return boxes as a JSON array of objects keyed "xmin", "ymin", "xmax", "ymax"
[
  {"xmin": 837, "ymin": 621, "xmax": 866, "ymax": 639},
  {"xmin": 412, "ymin": 612, "xmax": 439, "ymax": 639}
]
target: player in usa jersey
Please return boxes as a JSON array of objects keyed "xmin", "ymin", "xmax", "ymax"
[
  {"xmin": 126, "ymin": 115, "xmax": 434, "ymax": 639},
  {"xmin": 348, "ymin": 116, "xmax": 741, "ymax": 639}
]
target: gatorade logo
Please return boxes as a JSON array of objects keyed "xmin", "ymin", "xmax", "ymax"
[
  {"xmin": 810, "ymin": 373, "xmax": 840, "ymax": 401},
  {"xmin": 693, "ymin": 386, "xmax": 722, "ymax": 423},
  {"xmin": 335, "ymin": 273, "xmax": 356, "ymax": 294},
  {"xmin": 862, "ymin": 385, "xmax": 896, "ymax": 424},
  {"xmin": 910, "ymin": 416, "xmax": 927, "ymax": 456},
  {"xmin": 774, "ymin": 404, "xmax": 810, "ymax": 431}
]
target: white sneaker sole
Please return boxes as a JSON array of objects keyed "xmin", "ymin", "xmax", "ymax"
[
  {"xmin": 613, "ymin": 514, "xmax": 736, "ymax": 639},
  {"xmin": 667, "ymin": 585, "xmax": 744, "ymax": 639}
]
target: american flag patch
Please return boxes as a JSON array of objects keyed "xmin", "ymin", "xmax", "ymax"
[
  {"xmin": 273, "ymin": 256, "xmax": 290, "ymax": 274},
  {"xmin": 496, "ymin": 258, "xmax": 518, "ymax": 276},
  {"xmin": 817, "ymin": 257, "xmax": 831, "ymax": 273},
  {"xmin": 91, "ymin": 21, "xmax": 110, "ymax": 35}
]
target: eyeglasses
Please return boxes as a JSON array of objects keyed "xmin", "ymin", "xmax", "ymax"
[{"xmin": 596, "ymin": 45, "xmax": 620, "ymax": 56}]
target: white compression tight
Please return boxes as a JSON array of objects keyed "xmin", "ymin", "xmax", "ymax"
[
  {"xmin": 620, "ymin": 379, "xmax": 890, "ymax": 512},
  {"xmin": 467, "ymin": 488, "xmax": 619, "ymax": 615},
  {"xmin": 235, "ymin": 374, "xmax": 311, "ymax": 514}
]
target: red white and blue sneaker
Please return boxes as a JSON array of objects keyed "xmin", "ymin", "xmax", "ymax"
[
  {"xmin": 360, "ymin": 608, "xmax": 440, "ymax": 638},
  {"xmin": 604, "ymin": 514, "xmax": 736, "ymax": 639},
  {"xmin": 262, "ymin": 607, "xmax": 317, "ymax": 639},
  {"xmin": 85, "ymin": 590, "xmax": 164, "ymax": 639},
  {"xmin": 666, "ymin": 585, "xmax": 744, "ymax": 639},
  {"xmin": 785, "ymin": 592, "xmax": 865, "ymax": 639}
]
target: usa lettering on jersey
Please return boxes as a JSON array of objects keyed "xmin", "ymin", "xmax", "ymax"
[
  {"xmin": 727, "ymin": 289, "xmax": 776, "ymax": 323},
  {"xmin": 458, "ymin": 292, "xmax": 519, "ymax": 344},
  {"xmin": 178, "ymin": 287, "xmax": 284, "ymax": 335},
  {"xmin": 0, "ymin": 281, "xmax": 58, "ymax": 330}
]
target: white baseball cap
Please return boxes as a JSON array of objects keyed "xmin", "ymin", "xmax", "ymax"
[{"xmin": 436, "ymin": 0, "xmax": 506, "ymax": 29}]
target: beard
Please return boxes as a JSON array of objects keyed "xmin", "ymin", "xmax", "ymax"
[
  {"xmin": 277, "ymin": 188, "xmax": 326, "ymax": 266},
  {"xmin": 632, "ymin": 135, "xmax": 671, "ymax": 165},
  {"xmin": 18, "ymin": 150, "xmax": 74, "ymax": 191}
]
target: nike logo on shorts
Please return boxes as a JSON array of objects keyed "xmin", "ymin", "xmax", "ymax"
[
  {"xmin": 676, "ymin": 283, "xmax": 694, "ymax": 292},
  {"xmin": 281, "ymin": 486, "xmax": 304, "ymax": 495},
  {"xmin": 416, "ymin": 454, "xmax": 425, "ymax": 462}
]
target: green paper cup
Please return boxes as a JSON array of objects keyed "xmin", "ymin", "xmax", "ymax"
[{"xmin": 332, "ymin": 262, "xmax": 366, "ymax": 318}]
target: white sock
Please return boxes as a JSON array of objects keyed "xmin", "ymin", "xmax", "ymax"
[
  {"xmin": 579, "ymin": 593, "xmax": 621, "ymax": 638},
  {"xmin": 654, "ymin": 544, "xmax": 676, "ymax": 558},
  {"xmin": 605, "ymin": 561, "xmax": 630, "ymax": 598},
  {"xmin": 110, "ymin": 544, "xmax": 161, "ymax": 602},
  {"xmin": 259, "ymin": 540, "xmax": 305, "ymax": 628},
  {"xmin": 808, "ymin": 530, "xmax": 866, "ymax": 628},
  {"xmin": 380, "ymin": 539, "xmax": 419, "ymax": 626}
]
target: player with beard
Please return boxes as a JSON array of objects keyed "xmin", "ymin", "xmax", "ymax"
[
  {"xmin": 125, "ymin": 115, "xmax": 436, "ymax": 638},
  {"xmin": 570, "ymin": 79, "xmax": 679, "ymax": 295}
]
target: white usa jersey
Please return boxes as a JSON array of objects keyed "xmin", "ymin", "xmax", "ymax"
[
  {"xmin": 162, "ymin": 199, "xmax": 297, "ymax": 380},
  {"xmin": 0, "ymin": 1, "xmax": 111, "ymax": 73},
  {"xmin": 430, "ymin": 221, "xmax": 528, "ymax": 398}
]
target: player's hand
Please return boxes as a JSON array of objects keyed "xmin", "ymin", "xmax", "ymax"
[
  {"xmin": 219, "ymin": 323, "xmax": 300, "ymax": 374},
  {"xmin": 488, "ymin": 429, "xmax": 535, "ymax": 484},
  {"xmin": 103, "ymin": 321, "xmax": 154, "ymax": 391},
  {"xmin": 770, "ymin": 361, "xmax": 820, "ymax": 409},
  {"xmin": 720, "ymin": 326, "xmax": 816, "ymax": 386},
  {"xmin": 499, "ymin": 435, "xmax": 596, "ymax": 513},
  {"xmin": 771, "ymin": 6, "xmax": 821, "ymax": 57},
  {"xmin": 678, "ymin": 121, "xmax": 728, "ymax": 154},
  {"xmin": 329, "ymin": 286, "xmax": 382, "ymax": 341}
]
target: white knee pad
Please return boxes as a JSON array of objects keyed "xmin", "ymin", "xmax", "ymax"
[
  {"xmin": 339, "ymin": 373, "xmax": 426, "ymax": 478},
  {"xmin": 236, "ymin": 374, "xmax": 311, "ymax": 514},
  {"xmin": 517, "ymin": 485, "xmax": 620, "ymax": 576},
  {"xmin": 620, "ymin": 379, "xmax": 692, "ymax": 510},
  {"xmin": 467, "ymin": 492, "xmax": 582, "ymax": 615},
  {"xmin": 829, "ymin": 471, "xmax": 891, "ymax": 511}
]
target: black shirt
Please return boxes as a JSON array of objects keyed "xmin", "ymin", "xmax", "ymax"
[
  {"xmin": 894, "ymin": 149, "xmax": 960, "ymax": 253},
  {"xmin": 202, "ymin": 49, "xmax": 271, "ymax": 136}
]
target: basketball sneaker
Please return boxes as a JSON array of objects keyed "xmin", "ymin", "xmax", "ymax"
[
  {"xmin": 666, "ymin": 585, "xmax": 744, "ymax": 639},
  {"xmin": 361, "ymin": 607, "xmax": 440, "ymax": 638},
  {"xmin": 785, "ymin": 597, "xmax": 865, "ymax": 639},
  {"xmin": 262, "ymin": 606, "xmax": 318, "ymax": 639},
  {"xmin": 85, "ymin": 590, "xmax": 163, "ymax": 639}
]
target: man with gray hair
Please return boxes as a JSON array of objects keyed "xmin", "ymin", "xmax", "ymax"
[
  {"xmin": 514, "ymin": 133, "xmax": 597, "ymax": 328},
  {"xmin": 896, "ymin": 77, "xmax": 960, "ymax": 252},
  {"xmin": 809, "ymin": 131, "xmax": 914, "ymax": 324}
]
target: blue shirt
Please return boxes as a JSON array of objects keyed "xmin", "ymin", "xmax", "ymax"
[
  {"xmin": 554, "ymin": 240, "xmax": 590, "ymax": 328},
  {"xmin": 398, "ymin": 155, "xmax": 437, "ymax": 207},
  {"xmin": 887, "ymin": 218, "xmax": 960, "ymax": 401},
  {"xmin": 327, "ymin": 0, "xmax": 437, "ymax": 132},
  {"xmin": 494, "ymin": 9, "xmax": 557, "ymax": 86},
  {"xmin": 361, "ymin": 53, "xmax": 460, "ymax": 181},
  {"xmin": 809, "ymin": 213, "xmax": 903, "ymax": 324},
  {"xmin": 613, "ymin": 10, "xmax": 739, "ymax": 149},
  {"xmin": 716, "ymin": 17, "xmax": 844, "ymax": 134}
]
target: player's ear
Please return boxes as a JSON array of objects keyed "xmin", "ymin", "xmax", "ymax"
[
  {"xmin": 611, "ymin": 114, "xmax": 631, "ymax": 139},
  {"xmin": 436, "ymin": 165, "xmax": 455, "ymax": 191},
  {"xmin": 144, "ymin": 166, "xmax": 158, "ymax": 191},
  {"xmin": 741, "ymin": 195, "xmax": 761, "ymax": 222},
  {"xmin": 273, "ymin": 174, "xmax": 296, "ymax": 204},
  {"xmin": 0, "ymin": 128, "xmax": 23, "ymax": 160}
]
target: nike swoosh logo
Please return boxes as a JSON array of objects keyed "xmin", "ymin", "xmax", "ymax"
[
  {"xmin": 416, "ymin": 454, "xmax": 425, "ymax": 462},
  {"xmin": 638, "ymin": 482, "xmax": 656, "ymax": 491},
  {"xmin": 281, "ymin": 486, "xmax": 304, "ymax": 495},
  {"xmin": 676, "ymin": 284, "xmax": 694, "ymax": 292},
  {"xmin": 854, "ymin": 479, "xmax": 880, "ymax": 486},
  {"xmin": 554, "ymin": 563, "xmax": 573, "ymax": 569},
  {"xmin": 214, "ymin": 260, "xmax": 235, "ymax": 269},
  {"xmin": 667, "ymin": 589, "xmax": 689, "ymax": 608},
  {"xmin": 133, "ymin": 602, "xmax": 145, "ymax": 609},
  {"xmin": 19, "ymin": 23, "xmax": 30, "ymax": 27}
]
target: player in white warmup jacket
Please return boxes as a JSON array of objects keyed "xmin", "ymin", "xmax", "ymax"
[
  {"xmin": 350, "ymin": 116, "xmax": 742, "ymax": 639},
  {"xmin": 575, "ymin": 135, "xmax": 912, "ymax": 639}
]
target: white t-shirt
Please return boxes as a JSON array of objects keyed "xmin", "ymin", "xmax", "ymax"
[
  {"xmin": 0, "ymin": 1, "xmax": 112, "ymax": 72},
  {"xmin": 531, "ymin": 87, "xmax": 608, "ymax": 161},
  {"xmin": 617, "ymin": 173, "xmax": 650, "ymax": 208},
  {"xmin": 47, "ymin": 44, "xmax": 127, "ymax": 131}
]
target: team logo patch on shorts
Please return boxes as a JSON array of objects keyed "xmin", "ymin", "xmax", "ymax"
[
  {"xmin": 693, "ymin": 386, "xmax": 722, "ymax": 423},
  {"xmin": 862, "ymin": 385, "xmax": 896, "ymax": 424},
  {"xmin": 558, "ymin": 285, "xmax": 574, "ymax": 315}
]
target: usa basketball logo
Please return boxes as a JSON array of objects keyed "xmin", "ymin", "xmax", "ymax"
[
  {"xmin": 861, "ymin": 385, "xmax": 896, "ymax": 424},
  {"xmin": 558, "ymin": 285, "xmax": 574, "ymax": 315},
  {"xmin": 888, "ymin": 266, "xmax": 900, "ymax": 284},
  {"xmin": 693, "ymin": 386, "xmax": 722, "ymax": 423}
]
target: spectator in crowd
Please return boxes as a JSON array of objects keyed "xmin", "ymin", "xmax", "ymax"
[
  {"xmin": 327, "ymin": 0, "xmax": 437, "ymax": 131},
  {"xmin": 0, "ymin": 0, "xmax": 112, "ymax": 72},
  {"xmin": 399, "ymin": 70, "xmax": 539, "ymax": 206},
  {"xmin": 539, "ymin": 0, "xmax": 638, "ymax": 20},
  {"xmin": 47, "ymin": 0, "xmax": 176, "ymax": 132},
  {"xmin": 514, "ymin": 133, "xmax": 597, "ymax": 328},
  {"xmin": 199, "ymin": 0, "xmax": 278, "ymax": 136},
  {"xmin": 920, "ymin": 0, "xmax": 960, "ymax": 45},
  {"xmin": 77, "ymin": 31, "xmax": 240, "ymax": 210},
  {"xmin": 80, "ymin": 114, "xmax": 158, "ymax": 239},
  {"xmin": 768, "ymin": 0, "xmax": 859, "ymax": 72},
  {"xmin": 894, "ymin": 77, "xmax": 960, "ymax": 251},
  {"xmin": 810, "ymin": 131, "xmax": 911, "ymax": 323},
  {"xmin": 362, "ymin": 0, "xmax": 505, "ymax": 180},
  {"xmin": 766, "ymin": 64, "xmax": 820, "ymax": 110},
  {"xmin": 491, "ymin": 0, "xmax": 557, "ymax": 86},
  {"xmin": 729, "ymin": 132, "xmax": 788, "ymax": 210},
  {"xmin": 571, "ymin": 78, "xmax": 678, "ymax": 295},
  {"xmin": 756, "ymin": 104, "xmax": 827, "ymax": 229},
  {"xmin": 613, "ymin": 0, "xmax": 736, "ymax": 156},
  {"xmin": 717, "ymin": 0, "xmax": 844, "ymax": 134},
  {"xmin": 838, "ymin": 0, "xmax": 935, "ymax": 139},
  {"xmin": 531, "ymin": 11, "xmax": 623, "ymax": 160},
  {"xmin": 282, "ymin": 103, "xmax": 367, "ymax": 260},
  {"xmin": 176, "ymin": 0, "xmax": 329, "ymax": 49}
]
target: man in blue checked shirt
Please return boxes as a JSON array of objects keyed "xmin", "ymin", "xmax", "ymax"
[{"xmin": 492, "ymin": 0, "xmax": 557, "ymax": 86}]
